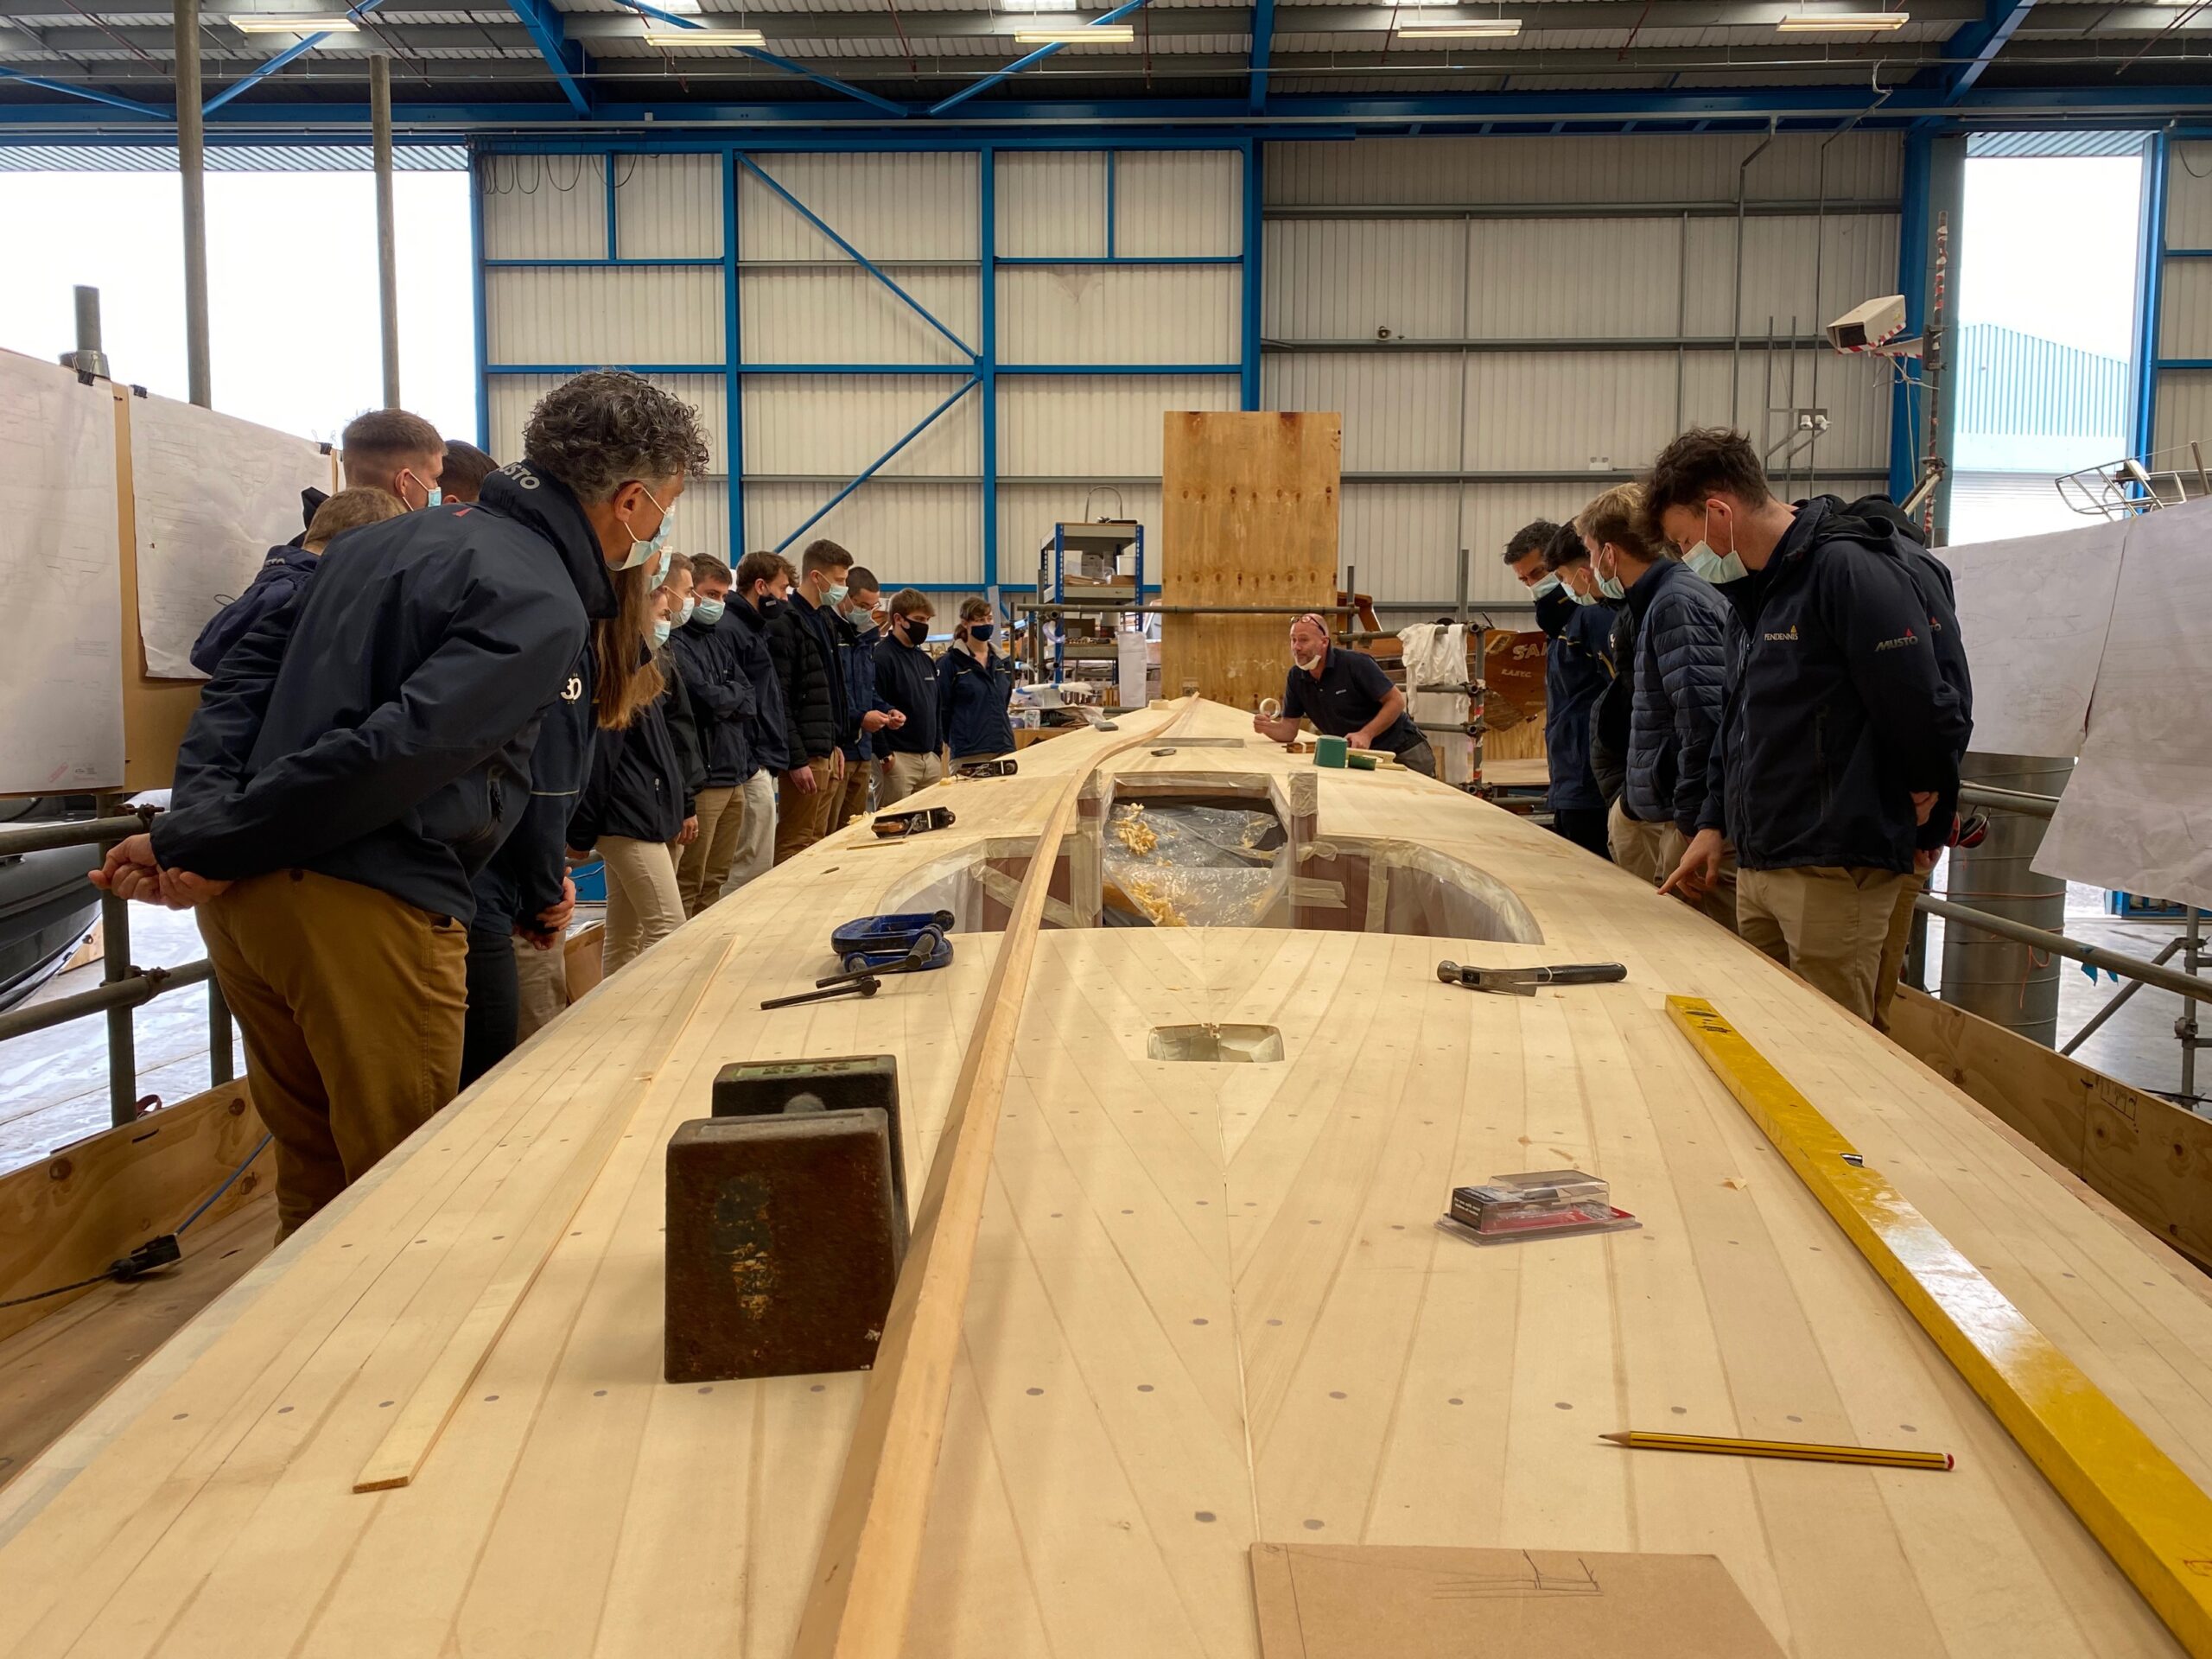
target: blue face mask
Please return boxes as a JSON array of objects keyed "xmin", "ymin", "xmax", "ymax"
[
  {"xmin": 1598, "ymin": 574, "xmax": 1626, "ymax": 601},
  {"xmin": 1531, "ymin": 572, "xmax": 1561, "ymax": 597},
  {"xmin": 652, "ymin": 619, "xmax": 671, "ymax": 645},
  {"xmin": 1567, "ymin": 584, "xmax": 1599, "ymax": 606},
  {"xmin": 1684, "ymin": 541, "xmax": 1748, "ymax": 585},
  {"xmin": 614, "ymin": 485, "xmax": 675, "ymax": 571},
  {"xmin": 427, "ymin": 487, "xmax": 442, "ymax": 508},
  {"xmin": 693, "ymin": 596, "xmax": 725, "ymax": 626},
  {"xmin": 823, "ymin": 582, "xmax": 849, "ymax": 607}
]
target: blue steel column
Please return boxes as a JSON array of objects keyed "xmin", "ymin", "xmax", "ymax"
[
  {"xmin": 1240, "ymin": 137, "xmax": 1263, "ymax": 411},
  {"xmin": 1891, "ymin": 125, "xmax": 1931, "ymax": 503},
  {"xmin": 471, "ymin": 147, "xmax": 491, "ymax": 449},
  {"xmin": 2133, "ymin": 128, "xmax": 2171, "ymax": 462},
  {"xmin": 725, "ymin": 149, "xmax": 746, "ymax": 554},
  {"xmin": 981, "ymin": 144, "xmax": 1000, "ymax": 590}
]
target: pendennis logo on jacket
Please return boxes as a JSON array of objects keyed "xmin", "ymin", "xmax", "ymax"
[{"xmin": 1762, "ymin": 623, "xmax": 1799, "ymax": 643}]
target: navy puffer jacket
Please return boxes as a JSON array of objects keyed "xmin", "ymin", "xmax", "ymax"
[{"xmin": 1623, "ymin": 557, "xmax": 1730, "ymax": 834}]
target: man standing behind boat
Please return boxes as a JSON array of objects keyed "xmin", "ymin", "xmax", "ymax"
[
  {"xmin": 1253, "ymin": 613, "xmax": 1436, "ymax": 777},
  {"xmin": 1649, "ymin": 428, "xmax": 1971, "ymax": 1025}
]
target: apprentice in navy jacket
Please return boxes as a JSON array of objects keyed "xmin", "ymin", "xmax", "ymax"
[
  {"xmin": 875, "ymin": 615, "xmax": 943, "ymax": 757},
  {"xmin": 1623, "ymin": 556, "xmax": 1730, "ymax": 836},
  {"xmin": 1700, "ymin": 495, "xmax": 1973, "ymax": 874},
  {"xmin": 152, "ymin": 463, "xmax": 614, "ymax": 925},
  {"xmin": 669, "ymin": 606, "xmax": 755, "ymax": 788},
  {"xmin": 567, "ymin": 657, "xmax": 693, "ymax": 849},
  {"xmin": 728, "ymin": 590, "xmax": 791, "ymax": 779},
  {"xmin": 190, "ymin": 546, "xmax": 321, "ymax": 677},
  {"xmin": 832, "ymin": 605, "xmax": 893, "ymax": 765},
  {"xmin": 938, "ymin": 633, "xmax": 1016, "ymax": 761},
  {"xmin": 768, "ymin": 591, "xmax": 847, "ymax": 767},
  {"xmin": 1533, "ymin": 585, "xmax": 1613, "ymax": 816}
]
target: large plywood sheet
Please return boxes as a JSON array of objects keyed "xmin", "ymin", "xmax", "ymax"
[
  {"xmin": 0, "ymin": 352, "xmax": 124, "ymax": 793},
  {"xmin": 128, "ymin": 391, "xmax": 331, "ymax": 680},
  {"xmin": 1160, "ymin": 411, "xmax": 1340, "ymax": 709}
]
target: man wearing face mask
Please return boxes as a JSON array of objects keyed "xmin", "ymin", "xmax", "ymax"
[
  {"xmin": 874, "ymin": 589, "xmax": 944, "ymax": 805},
  {"xmin": 92, "ymin": 371, "xmax": 709, "ymax": 1236},
  {"xmin": 668, "ymin": 552, "xmax": 756, "ymax": 916},
  {"xmin": 721, "ymin": 551, "xmax": 793, "ymax": 894},
  {"xmin": 1576, "ymin": 485, "xmax": 1735, "ymax": 929},
  {"xmin": 1504, "ymin": 519, "xmax": 1614, "ymax": 858},
  {"xmin": 829, "ymin": 565, "xmax": 901, "ymax": 830},
  {"xmin": 1649, "ymin": 428, "xmax": 1972, "ymax": 1025},
  {"xmin": 337, "ymin": 407, "xmax": 448, "ymax": 512},
  {"xmin": 767, "ymin": 539, "xmax": 855, "ymax": 864},
  {"xmin": 1253, "ymin": 613, "xmax": 1435, "ymax": 776}
]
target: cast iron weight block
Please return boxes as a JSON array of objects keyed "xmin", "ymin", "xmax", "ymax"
[
  {"xmin": 664, "ymin": 1110, "xmax": 905, "ymax": 1386},
  {"xmin": 711, "ymin": 1053, "xmax": 907, "ymax": 1247}
]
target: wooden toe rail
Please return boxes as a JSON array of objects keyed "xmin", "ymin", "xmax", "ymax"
[{"xmin": 791, "ymin": 702, "xmax": 1192, "ymax": 1659}]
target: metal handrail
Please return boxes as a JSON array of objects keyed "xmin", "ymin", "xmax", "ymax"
[
  {"xmin": 0, "ymin": 960, "xmax": 214, "ymax": 1046},
  {"xmin": 1957, "ymin": 782, "xmax": 2057, "ymax": 821},
  {"xmin": 0, "ymin": 811, "xmax": 152, "ymax": 859},
  {"xmin": 1914, "ymin": 894, "xmax": 2212, "ymax": 1008}
]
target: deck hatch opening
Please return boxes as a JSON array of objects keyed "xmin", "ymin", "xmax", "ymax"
[{"xmin": 1148, "ymin": 1024, "xmax": 1285, "ymax": 1064}]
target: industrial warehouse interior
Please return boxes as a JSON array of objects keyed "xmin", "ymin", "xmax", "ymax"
[{"xmin": 0, "ymin": 4, "xmax": 2208, "ymax": 1652}]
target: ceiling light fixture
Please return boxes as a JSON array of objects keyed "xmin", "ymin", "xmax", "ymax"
[
  {"xmin": 1011, "ymin": 22, "xmax": 1136, "ymax": 40},
  {"xmin": 231, "ymin": 12, "xmax": 359, "ymax": 30},
  {"xmin": 652, "ymin": 0, "xmax": 702, "ymax": 10},
  {"xmin": 639, "ymin": 25, "xmax": 767, "ymax": 44},
  {"xmin": 1395, "ymin": 16, "xmax": 1523, "ymax": 35},
  {"xmin": 1775, "ymin": 10, "xmax": 1909, "ymax": 27}
]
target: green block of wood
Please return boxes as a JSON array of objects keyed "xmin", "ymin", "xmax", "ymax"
[{"xmin": 1314, "ymin": 735, "xmax": 1349, "ymax": 768}]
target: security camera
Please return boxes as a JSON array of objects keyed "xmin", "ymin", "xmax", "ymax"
[{"xmin": 1827, "ymin": 294, "xmax": 1907, "ymax": 353}]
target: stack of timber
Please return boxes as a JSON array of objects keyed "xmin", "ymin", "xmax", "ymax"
[{"xmin": 0, "ymin": 702, "xmax": 2209, "ymax": 1656}]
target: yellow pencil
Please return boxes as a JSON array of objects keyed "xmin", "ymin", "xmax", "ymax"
[{"xmin": 1600, "ymin": 1429, "xmax": 1954, "ymax": 1471}]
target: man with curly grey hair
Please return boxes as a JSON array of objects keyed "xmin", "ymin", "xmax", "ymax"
[{"xmin": 94, "ymin": 370, "xmax": 709, "ymax": 1237}]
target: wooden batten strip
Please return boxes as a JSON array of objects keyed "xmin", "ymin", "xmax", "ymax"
[
  {"xmin": 790, "ymin": 701, "xmax": 1190, "ymax": 1659},
  {"xmin": 1667, "ymin": 995, "xmax": 2212, "ymax": 1658}
]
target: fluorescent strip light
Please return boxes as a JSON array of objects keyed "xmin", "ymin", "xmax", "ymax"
[
  {"xmin": 652, "ymin": 0, "xmax": 702, "ymax": 10},
  {"xmin": 1775, "ymin": 10, "xmax": 1909, "ymax": 26},
  {"xmin": 639, "ymin": 26, "xmax": 766, "ymax": 44},
  {"xmin": 1011, "ymin": 22, "xmax": 1136, "ymax": 41},
  {"xmin": 232, "ymin": 13, "xmax": 359, "ymax": 29},
  {"xmin": 1395, "ymin": 16, "xmax": 1522, "ymax": 34}
]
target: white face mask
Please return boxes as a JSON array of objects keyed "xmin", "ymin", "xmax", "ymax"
[
  {"xmin": 1684, "ymin": 540, "xmax": 1748, "ymax": 584},
  {"xmin": 613, "ymin": 485, "xmax": 675, "ymax": 571},
  {"xmin": 677, "ymin": 596, "xmax": 696, "ymax": 626},
  {"xmin": 1294, "ymin": 651, "xmax": 1324, "ymax": 673},
  {"xmin": 1531, "ymin": 573, "xmax": 1561, "ymax": 597},
  {"xmin": 1567, "ymin": 584, "xmax": 1599, "ymax": 607},
  {"xmin": 652, "ymin": 619, "xmax": 671, "ymax": 645},
  {"xmin": 693, "ymin": 596, "xmax": 726, "ymax": 626}
]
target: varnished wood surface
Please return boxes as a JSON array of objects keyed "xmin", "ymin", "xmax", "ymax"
[{"xmin": 0, "ymin": 704, "xmax": 2205, "ymax": 1658}]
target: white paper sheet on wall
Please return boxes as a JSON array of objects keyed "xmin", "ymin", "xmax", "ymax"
[
  {"xmin": 0, "ymin": 353, "xmax": 125, "ymax": 793},
  {"xmin": 1940, "ymin": 517, "xmax": 2127, "ymax": 759},
  {"xmin": 2035, "ymin": 499, "xmax": 2212, "ymax": 911},
  {"xmin": 130, "ymin": 392, "xmax": 331, "ymax": 679}
]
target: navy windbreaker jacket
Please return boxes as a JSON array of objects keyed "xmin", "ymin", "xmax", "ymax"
[
  {"xmin": 670, "ymin": 610, "xmax": 755, "ymax": 787},
  {"xmin": 832, "ymin": 609, "xmax": 891, "ymax": 761},
  {"xmin": 1535, "ymin": 588, "xmax": 1613, "ymax": 813},
  {"xmin": 568, "ymin": 663, "xmax": 692, "ymax": 849},
  {"xmin": 189, "ymin": 546, "xmax": 320, "ymax": 677},
  {"xmin": 152, "ymin": 463, "xmax": 613, "ymax": 925},
  {"xmin": 938, "ymin": 645, "xmax": 1015, "ymax": 760},
  {"xmin": 1623, "ymin": 557, "xmax": 1730, "ymax": 835},
  {"xmin": 728, "ymin": 595, "xmax": 790, "ymax": 778},
  {"xmin": 1700, "ymin": 496, "xmax": 1974, "ymax": 874},
  {"xmin": 470, "ymin": 641, "xmax": 595, "ymax": 939}
]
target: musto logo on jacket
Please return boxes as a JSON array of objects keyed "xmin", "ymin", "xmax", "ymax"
[{"xmin": 1872, "ymin": 628, "xmax": 1919, "ymax": 652}]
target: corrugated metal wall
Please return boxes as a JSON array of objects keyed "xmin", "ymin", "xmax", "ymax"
[
  {"xmin": 476, "ymin": 134, "xmax": 1903, "ymax": 610},
  {"xmin": 2155, "ymin": 141, "xmax": 2212, "ymax": 461},
  {"xmin": 1262, "ymin": 131, "xmax": 1901, "ymax": 606}
]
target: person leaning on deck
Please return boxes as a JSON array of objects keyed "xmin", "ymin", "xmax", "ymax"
[
  {"xmin": 1252, "ymin": 612, "xmax": 1436, "ymax": 777},
  {"xmin": 92, "ymin": 371, "xmax": 710, "ymax": 1239}
]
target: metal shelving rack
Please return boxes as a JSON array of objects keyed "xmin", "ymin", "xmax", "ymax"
[{"xmin": 1035, "ymin": 519, "xmax": 1145, "ymax": 687}]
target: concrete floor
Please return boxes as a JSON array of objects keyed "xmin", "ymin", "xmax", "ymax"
[{"xmin": 0, "ymin": 886, "xmax": 2199, "ymax": 1180}]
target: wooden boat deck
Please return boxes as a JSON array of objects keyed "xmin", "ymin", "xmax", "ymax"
[{"xmin": 0, "ymin": 702, "xmax": 2207, "ymax": 1656}]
